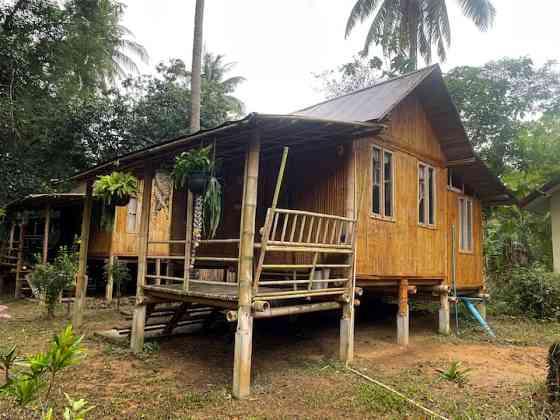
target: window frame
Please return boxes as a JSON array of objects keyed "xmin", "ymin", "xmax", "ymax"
[
  {"xmin": 126, "ymin": 197, "xmax": 139, "ymax": 234},
  {"xmin": 417, "ymin": 161, "xmax": 437, "ymax": 228},
  {"xmin": 458, "ymin": 196, "xmax": 474, "ymax": 253},
  {"xmin": 370, "ymin": 145, "xmax": 395, "ymax": 221}
]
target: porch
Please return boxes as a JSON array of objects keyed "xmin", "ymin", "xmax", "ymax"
[{"xmin": 71, "ymin": 113, "xmax": 383, "ymax": 398}]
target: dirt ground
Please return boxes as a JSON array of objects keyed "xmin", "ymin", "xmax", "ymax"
[{"xmin": 0, "ymin": 296, "xmax": 558, "ymax": 419}]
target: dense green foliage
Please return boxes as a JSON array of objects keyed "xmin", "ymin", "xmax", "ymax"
[{"xmin": 0, "ymin": 1, "xmax": 245, "ymax": 206}]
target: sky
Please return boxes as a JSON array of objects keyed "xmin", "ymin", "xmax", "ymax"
[{"xmin": 122, "ymin": 0, "xmax": 560, "ymax": 114}]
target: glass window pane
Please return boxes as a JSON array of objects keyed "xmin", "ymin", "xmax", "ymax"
[
  {"xmin": 428, "ymin": 167, "xmax": 435, "ymax": 225},
  {"xmin": 372, "ymin": 148, "xmax": 381, "ymax": 215},
  {"xmin": 384, "ymin": 152, "xmax": 393, "ymax": 217},
  {"xmin": 418, "ymin": 165, "xmax": 425, "ymax": 224}
]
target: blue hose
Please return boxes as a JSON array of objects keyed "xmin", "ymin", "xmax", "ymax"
[{"xmin": 459, "ymin": 297, "xmax": 496, "ymax": 338}]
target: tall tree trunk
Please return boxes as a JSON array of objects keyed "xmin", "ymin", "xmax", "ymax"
[
  {"xmin": 408, "ymin": 0, "xmax": 418, "ymax": 70},
  {"xmin": 190, "ymin": 0, "xmax": 205, "ymax": 133}
]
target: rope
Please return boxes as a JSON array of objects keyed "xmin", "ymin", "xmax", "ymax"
[{"xmin": 346, "ymin": 366, "xmax": 449, "ymax": 420}]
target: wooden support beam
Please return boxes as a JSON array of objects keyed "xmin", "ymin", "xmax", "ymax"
[
  {"xmin": 14, "ymin": 223, "xmax": 25, "ymax": 299},
  {"xmin": 183, "ymin": 190, "xmax": 194, "ymax": 291},
  {"xmin": 163, "ymin": 302, "xmax": 190, "ymax": 335},
  {"xmin": 72, "ymin": 181, "xmax": 93, "ymax": 328},
  {"xmin": 42, "ymin": 205, "xmax": 51, "ymax": 264},
  {"xmin": 340, "ymin": 140, "xmax": 356, "ymax": 364},
  {"xmin": 233, "ymin": 129, "xmax": 260, "ymax": 399},
  {"xmin": 438, "ymin": 287, "xmax": 450, "ymax": 335},
  {"xmin": 131, "ymin": 167, "xmax": 154, "ymax": 353},
  {"xmin": 397, "ymin": 279, "xmax": 409, "ymax": 346},
  {"xmin": 105, "ymin": 255, "xmax": 116, "ymax": 303}
]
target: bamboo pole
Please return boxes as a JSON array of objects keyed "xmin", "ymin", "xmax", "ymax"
[
  {"xmin": 226, "ymin": 301, "xmax": 343, "ymax": 321},
  {"xmin": 253, "ymin": 147, "xmax": 289, "ymax": 293},
  {"xmin": 183, "ymin": 190, "xmax": 194, "ymax": 291},
  {"xmin": 14, "ymin": 223, "xmax": 25, "ymax": 299},
  {"xmin": 340, "ymin": 140, "xmax": 356, "ymax": 363},
  {"xmin": 233, "ymin": 130, "xmax": 260, "ymax": 399},
  {"xmin": 131, "ymin": 166, "xmax": 154, "ymax": 353},
  {"xmin": 105, "ymin": 255, "xmax": 116, "ymax": 303},
  {"xmin": 42, "ymin": 205, "xmax": 50, "ymax": 264},
  {"xmin": 72, "ymin": 181, "xmax": 93, "ymax": 329}
]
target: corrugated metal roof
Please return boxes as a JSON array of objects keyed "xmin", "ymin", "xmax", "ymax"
[{"xmin": 294, "ymin": 66, "xmax": 436, "ymax": 122}]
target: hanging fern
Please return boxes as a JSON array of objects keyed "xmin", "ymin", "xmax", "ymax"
[{"xmin": 203, "ymin": 176, "xmax": 222, "ymax": 239}]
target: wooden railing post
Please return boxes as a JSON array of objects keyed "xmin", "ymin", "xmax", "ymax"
[
  {"xmin": 233, "ymin": 129, "xmax": 260, "ymax": 399},
  {"xmin": 340, "ymin": 140, "xmax": 356, "ymax": 364},
  {"xmin": 14, "ymin": 223, "xmax": 25, "ymax": 299},
  {"xmin": 42, "ymin": 204, "xmax": 51, "ymax": 264},
  {"xmin": 72, "ymin": 181, "xmax": 93, "ymax": 329},
  {"xmin": 131, "ymin": 166, "xmax": 154, "ymax": 353}
]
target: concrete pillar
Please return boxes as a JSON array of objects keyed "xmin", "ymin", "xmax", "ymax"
[
  {"xmin": 438, "ymin": 290, "xmax": 450, "ymax": 335},
  {"xmin": 397, "ymin": 279, "xmax": 409, "ymax": 346}
]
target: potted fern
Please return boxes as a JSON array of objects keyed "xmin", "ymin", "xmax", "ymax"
[
  {"xmin": 172, "ymin": 145, "xmax": 213, "ymax": 194},
  {"xmin": 172, "ymin": 146, "xmax": 222, "ymax": 238},
  {"xmin": 93, "ymin": 172, "xmax": 138, "ymax": 207}
]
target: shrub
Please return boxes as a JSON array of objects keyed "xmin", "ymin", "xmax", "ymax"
[
  {"xmin": 103, "ymin": 260, "xmax": 131, "ymax": 309},
  {"xmin": 30, "ymin": 246, "xmax": 79, "ymax": 318},
  {"xmin": 489, "ymin": 263, "xmax": 560, "ymax": 320}
]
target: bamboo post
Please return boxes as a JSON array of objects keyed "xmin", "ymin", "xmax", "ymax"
[
  {"xmin": 8, "ymin": 222, "xmax": 15, "ymax": 251},
  {"xmin": 233, "ymin": 129, "xmax": 260, "ymax": 399},
  {"xmin": 72, "ymin": 181, "xmax": 93, "ymax": 328},
  {"xmin": 14, "ymin": 223, "xmax": 25, "ymax": 299},
  {"xmin": 438, "ymin": 287, "xmax": 450, "ymax": 335},
  {"xmin": 131, "ymin": 167, "xmax": 154, "ymax": 353},
  {"xmin": 397, "ymin": 279, "xmax": 409, "ymax": 346},
  {"xmin": 105, "ymin": 255, "xmax": 116, "ymax": 303},
  {"xmin": 42, "ymin": 205, "xmax": 51, "ymax": 264},
  {"xmin": 253, "ymin": 147, "xmax": 288, "ymax": 294},
  {"xmin": 183, "ymin": 190, "xmax": 194, "ymax": 291},
  {"xmin": 340, "ymin": 140, "xmax": 356, "ymax": 363}
]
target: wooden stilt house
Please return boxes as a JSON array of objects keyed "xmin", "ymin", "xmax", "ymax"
[{"xmin": 69, "ymin": 65, "xmax": 514, "ymax": 398}]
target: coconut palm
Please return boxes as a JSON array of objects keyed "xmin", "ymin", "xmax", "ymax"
[
  {"xmin": 202, "ymin": 52, "xmax": 246, "ymax": 115},
  {"xmin": 345, "ymin": 0, "xmax": 496, "ymax": 68}
]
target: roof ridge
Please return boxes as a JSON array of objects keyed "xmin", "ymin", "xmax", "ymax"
[{"xmin": 293, "ymin": 64, "xmax": 439, "ymax": 114}]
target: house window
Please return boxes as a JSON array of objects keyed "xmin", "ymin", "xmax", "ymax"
[
  {"xmin": 459, "ymin": 197, "xmax": 473, "ymax": 252},
  {"xmin": 448, "ymin": 169, "xmax": 464, "ymax": 193},
  {"xmin": 418, "ymin": 163, "xmax": 436, "ymax": 226},
  {"xmin": 372, "ymin": 146, "xmax": 394, "ymax": 219},
  {"xmin": 126, "ymin": 197, "xmax": 138, "ymax": 233}
]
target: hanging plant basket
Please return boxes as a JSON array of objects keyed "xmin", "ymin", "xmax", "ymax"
[
  {"xmin": 188, "ymin": 171, "xmax": 210, "ymax": 194},
  {"xmin": 93, "ymin": 172, "xmax": 138, "ymax": 208},
  {"xmin": 111, "ymin": 194, "xmax": 131, "ymax": 207}
]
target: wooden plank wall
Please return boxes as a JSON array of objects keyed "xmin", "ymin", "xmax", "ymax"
[
  {"xmin": 447, "ymin": 190, "xmax": 484, "ymax": 288},
  {"xmin": 353, "ymin": 92, "xmax": 484, "ymax": 289},
  {"xmin": 89, "ymin": 175, "xmax": 171, "ymax": 258}
]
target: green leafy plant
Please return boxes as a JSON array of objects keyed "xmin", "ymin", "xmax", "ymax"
[
  {"xmin": 204, "ymin": 176, "xmax": 222, "ymax": 239},
  {"xmin": 62, "ymin": 393, "xmax": 95, "ymax": 420},
  {"xmin": 0, "ymin": 207, "xmax": 6, "ymax": 221},
  {"xmin": 103, "ymin": 260, "xmax": 131, "ymax": 310},
  {"xmin": 29, "ymin": 246, "xmax": 79, "ymax": 318},
  {"xmin": 1, "ymin": 325, "xmax": 87, "ymax": 417},
  {"xmin": 172, "ymin": 145, "xmax": 222, "ymax": 239},
  {"xmin": 93, "ymin": 171, "xmax": 138, "ymax": 206},
  {"xmin": 547, "ymin": 342, "xmax": 560, "ymax": 402},
  {"xmin": 171, "ymin": 145, "xmax": 214, "ymax": 188},
  {"xmin": 0, "ymin": 345, "xmax": 18, "ymax": 384},
  {"xmin": 436, "ymin": 361, "xmax": 472, "ymax": 385}
]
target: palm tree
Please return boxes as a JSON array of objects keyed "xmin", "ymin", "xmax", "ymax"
[
  {"xmin": 190, "ymin": 0, "xmax": 205, "ymax": 133},
  {"xmin": 345, "ymin": 0, "xmax": 496, "ymax": 68},
  {"xmin": 202, "ymin": 52, "xmax": 246, "ymax": 115}
]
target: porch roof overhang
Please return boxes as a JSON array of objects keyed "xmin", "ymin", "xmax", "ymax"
[
  {"xmin": 70, "ymin": 113, "xmax": 383, "ymax": 182},
  {"xmin": 5, "ymin": 193, "xmax": 84, "ymax": 212}
]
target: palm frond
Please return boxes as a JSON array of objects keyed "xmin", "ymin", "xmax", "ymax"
[
  {"xmin": 456, "ymin": 0, "xmax": 496, "ymax": 31},
  {"xmin": 362, "ymin": 0, "xmax": 399, "ymax": 56},
  {"xmin": 222, "ymin": 76, "xmax": 247, "ymax": 91},
  {"xmin": 112, "ymin": 49, "xmax": 140, "ymax": 75},
  {"xmin": 117, "ymin": 38, "xmax": 149, "ymax": 64},
  {"xmin": 345, "ymin": 0, "xmax": 383, "ymax": 38}
]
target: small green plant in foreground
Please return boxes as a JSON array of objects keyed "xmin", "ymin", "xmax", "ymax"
[
  {"xmin": 436, "ymin": 361, "xmax": 472, "ymax": 385},
  {"xmin": 0, "ymin": 325, "xmax": 93, "ymax": 419}
]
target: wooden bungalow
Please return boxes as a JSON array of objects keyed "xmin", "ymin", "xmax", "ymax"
[{"xmin": 68, "ymin": 65, "xmax": 514, "ymax": 398}]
